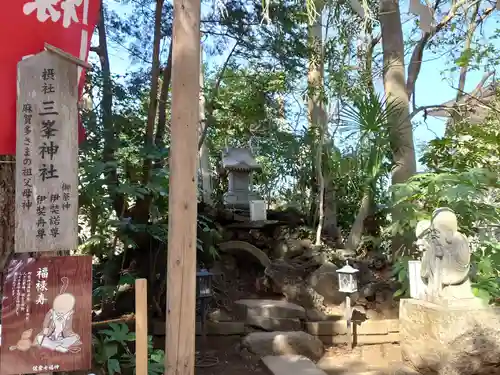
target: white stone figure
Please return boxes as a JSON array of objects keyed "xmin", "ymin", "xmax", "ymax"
[
  {"xmin": 34, "ymin": 277, "xmax": 82, "ymax": 353},
  {"xmin": 418, "ymin": 207, "xmax": 482, "ymax": 306},
  {"xmin": 415, "ymin": 219, "xmax": 431, "ymax": 252}
]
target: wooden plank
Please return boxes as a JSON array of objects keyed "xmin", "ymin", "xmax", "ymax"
[
  {"xmin": 1, "ymin": 255, "xmax": 93, "ymax": 375},
  {"xmin": 165, "ymin": 0, "xmax": 201, "ymax": 372},
  {"xmin": 15, "ymin": 51, "xmax": 79, "ymax": 253},
  {"xmin": 44, "ymin": 43, "xmax": 92, "ymax": 70},
  {"xmin": 135, "ymin": 279, "xmax": 148, "ymax": 375}
]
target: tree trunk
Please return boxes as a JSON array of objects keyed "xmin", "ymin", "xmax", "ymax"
[
  {"xmin": 96, "ymin": 2, "xmax": 125, "ymax": 218},
  {"xmin": 154, "ymin": 37, "xmax": 173, "ymax": 170},
  {"xmin": 134, "ymin": 0, "xmax": 165, "ymax": 223},
  {"xmin": 0, "ymin": 157, "xmax": 15, "ymax": 281},
  {"xmin": 379, "ymin": 0, "xmax": 417, "ymax": 256},
  {"xmin": 307, "ymin": 0, "xmax": 327, "ymax": 244},
  {"xmin": 198, "ymin": 48, "xmax": 213, "ymax": 204},
  {"xmin": 345, "ymin": 190, "xmax": 371, "ymax": 251},
  {"xmin": 447, "ymin": 0, "xmax": 482, "ymax": 134},
  {"xmin": 322, "ymin": 180, "xmax": 343, "ymax": 247}
]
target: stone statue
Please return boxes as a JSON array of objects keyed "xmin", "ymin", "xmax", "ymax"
[{"xmin": 417, "ymin": 207, "xmax": 482, "ymax": 306}]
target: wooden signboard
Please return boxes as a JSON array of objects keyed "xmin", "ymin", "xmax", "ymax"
[
  {"xmin": 1, "ymin": 256, "xmax": 92, "ymax": 375},
  {"xmin": 15, "ymin": 50, "xmax": 79, "ymax": 253}
]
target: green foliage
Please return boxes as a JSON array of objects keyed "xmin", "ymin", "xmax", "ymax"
[
  {"xmin": 75, "ymin": 0, "xmax": 500, "ymax": 314},
  {"xmin": 389, "ymin": 112, "xmax": 500, "ymax": 303},
  {"xmin": 93, "ymin": 323, "xmax": 165, "ymax": 375},
  {"xmin": 392, "ymin": 256, "xmax": 413, "ymax": 298}
]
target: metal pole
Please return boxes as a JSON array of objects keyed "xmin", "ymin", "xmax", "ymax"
[{"xmin": 345, "ymin": 294, "xmax": 352, "ymax": 349}]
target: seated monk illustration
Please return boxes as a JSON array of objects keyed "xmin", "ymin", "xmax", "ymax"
[{"xmin": 34, "ymin": 277, "xmax": 82, "ymax": 353}]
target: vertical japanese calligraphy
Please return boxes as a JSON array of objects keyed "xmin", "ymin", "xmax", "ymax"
[
  {"xmin": 1, "ymin": 256, "xmax": 92, "ymax": 375},
  {"xmin": 0, "ymin": 0, "xmax": 101, "ymax": 155},
  {"xmin": 15, "ymin": 50, "xmax": 78, "ymax": 253}
]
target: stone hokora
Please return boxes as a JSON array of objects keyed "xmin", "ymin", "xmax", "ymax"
[
  {"xmin": 35, "ymin": 277, "xmax": 82, "ymax": 353},
  {"xmin": 221, "ymin": 147, "xmax": 262, "ymax": 208}
]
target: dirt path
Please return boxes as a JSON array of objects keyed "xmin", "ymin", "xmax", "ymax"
[{"xmin": 195, "ymin": 336, "xmax": 264, "ymax": 375}]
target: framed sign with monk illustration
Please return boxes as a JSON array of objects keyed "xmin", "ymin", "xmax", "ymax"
[{"xmin": 1, "ymin": 256, "xmax": 92, "ymax": 375}]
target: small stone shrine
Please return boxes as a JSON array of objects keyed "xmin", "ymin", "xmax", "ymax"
[
  {"xmin": 400, "ymin": 207, "xmax": 500, "ymax": 374},
  {"xmin": 222, "ymin": 147, "xmax": 262, "ymax": 209}
]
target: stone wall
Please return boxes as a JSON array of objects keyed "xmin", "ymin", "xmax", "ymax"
[
  {"xmin": 306, "ymin": 319, "xmax": 400, "ymax": 345},
  {"xmin": 154, "ymin": 318, "xmax": 401, "ymax": 347}
]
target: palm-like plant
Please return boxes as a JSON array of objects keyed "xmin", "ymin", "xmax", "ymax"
[{"xmin": 339, "ymin": 91, "xmax": 400, "ymax": 251}]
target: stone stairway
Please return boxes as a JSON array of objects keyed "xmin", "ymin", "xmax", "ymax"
[
  {"xmin": 261, "ymin": 354, "xmax": 419, "ymax": 375},
  {"xmin": 235, "ymin": 299, "xmax": 418, "ymax": 375}
]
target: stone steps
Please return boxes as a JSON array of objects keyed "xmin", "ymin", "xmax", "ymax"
[
  {"xmin": 262, "ymin": 354, "xmax": 419, "ymax": 375},
  {"xmin": 262, "ymin": 355, "xmax": 327, "ymax": 375}
]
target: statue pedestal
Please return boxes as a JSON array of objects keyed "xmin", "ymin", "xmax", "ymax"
[
  {"xmin": 399, "ymin": 298, "xmax": 500, "ymax": 374},
  {"xmin": 223, "ymin": 191, "xmax": 261, "ymax": 209}
]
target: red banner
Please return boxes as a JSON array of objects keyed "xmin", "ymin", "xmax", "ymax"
[{"xmin": 0, "ymin": 0, "xmax": 100, "ymax": 156}]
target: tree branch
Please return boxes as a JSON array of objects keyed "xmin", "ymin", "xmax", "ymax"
[
  {"xmin": 197, "ymin": 41, "xmax": 239, "ymax": 151},
  {"xmin": 97, "ymin": 1, "xmax": 126, "ymax": 218},
  {"xmin": 134, "ymin": 0, "xmax": 165, "ymax": 223},
  {"xmin": 406, "ymin": 1, "xmax": 493, "ymax": 100},
  {"xmin": 457, "ymin": 0, "xmax": 483, "ymax": 101},
  {"xmin": 154, "ymin": 37, "xmax": 173, "ymax": 170}
]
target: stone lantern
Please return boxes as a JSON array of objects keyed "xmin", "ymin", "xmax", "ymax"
[{"xmin": 222, "ymin": 147, "xmax": 261, "ymax": 209}]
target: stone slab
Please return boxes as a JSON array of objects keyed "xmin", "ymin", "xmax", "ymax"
[
  {"xmin": 262, "ymin": 355, "xmax": 327, "ymax": 375},
  {"xmin": 235, "ymin": 299, "xmax": 306, "ymax": 319},
  {"xmin": 243, "ymin": 331, "xmax": 324, "ymax": 360},
  {"xmin": 317, "ymin": 332, "xmax": 400, "ymax": 345},
  {"xmin": 306, "ymin": 319, "xmax": 399, "ymax": 336},
  {"xmin": 246, "ymin": 315, "xmax": 302, "ymax": 331},
  {"xmin": 399, "ymin": 298, "xmax": 500, "ymax": 373}
]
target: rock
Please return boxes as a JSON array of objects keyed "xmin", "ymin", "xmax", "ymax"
[
  {"xmin": 306, "ymin": 309, "xmax": 331, "ymax": 321},
  {"xmin": 235, "ymin": 299, "xmax": 306, "ymax": 320},
  {"xmin": 242, "ymin": 331, "xmax": 324, "ymax": 360},
  {"xmin": 400, "ymin": 298, "xmax": 500, "ymax": 374},
  {"xmin": 219, "ymin": 240, "xmax": 271, "ymax": 268},
  {"xmin": 208, "ymin": 308, "xmax": 233, "ymax": 322},
  {"xmin": 366, "ymin": 309, "xmax": 384, "ymax": 320},
  {"xmin": 246, "ymin": 316, "xmax": 302, "ymax": 331},
  {"xmin": 262, "ymin": 355, "xmax": 327, "ymax": 375},
  {"xmin": 317, "ymin": 345, "xmax": 411, "ymax": 375},
  {"xmin": 264, "ymin": 260, "xmax": 326, "ymax": 309},
  {"xmin": 308, "ymin": 262, "xmax": 345, "ymax": 305},
  {"xmin": 274, "ymin": 239, "xmax": 312, "ymax": 259},
  {"xmin": 317, "ymin": 354, "xmax": 369, "ymax": 374},
  {"xmin": 335, "ymin": 249, "xmax": 356, "ymax": 259},
  {"xmin": 440, "ymin": 327, "xmax": 500, "ymax": 375}
]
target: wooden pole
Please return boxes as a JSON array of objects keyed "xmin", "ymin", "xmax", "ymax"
[
  {"xmin": 165, "ymin": 0, "xmax": 201, "ymax": 372},
  {"xmin": 136, "ymin": 279, "xmax": 148, "ymax": 375}
]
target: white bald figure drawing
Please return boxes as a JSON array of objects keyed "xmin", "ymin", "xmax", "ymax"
[{"xmin": 34, "ymin": 277, "xmax": 82, "ymax": 353}]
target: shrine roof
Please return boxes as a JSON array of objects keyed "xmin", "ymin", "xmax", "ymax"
[{"xmin": 222, "ymin": 148, "xmax": 261, "ymax": 171}]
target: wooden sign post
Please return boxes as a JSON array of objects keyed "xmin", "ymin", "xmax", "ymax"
[
  {"xmin": 166, "ymin": 0, "xmax": 201, "ymax": 372},
  {"xmin": 135, "ymin": 279, "xmax": 148, "ymax": 375},
  {"xmin": 15, "ymin": 50, "xmax": 79, "ymax": 254},
  {"xmin": 0, "ymin": 256, "xmax": 93, "ymax": 375},
  {"xmin": 1, "ymin": 48, "xmax": 93, "ymax": 375}
]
